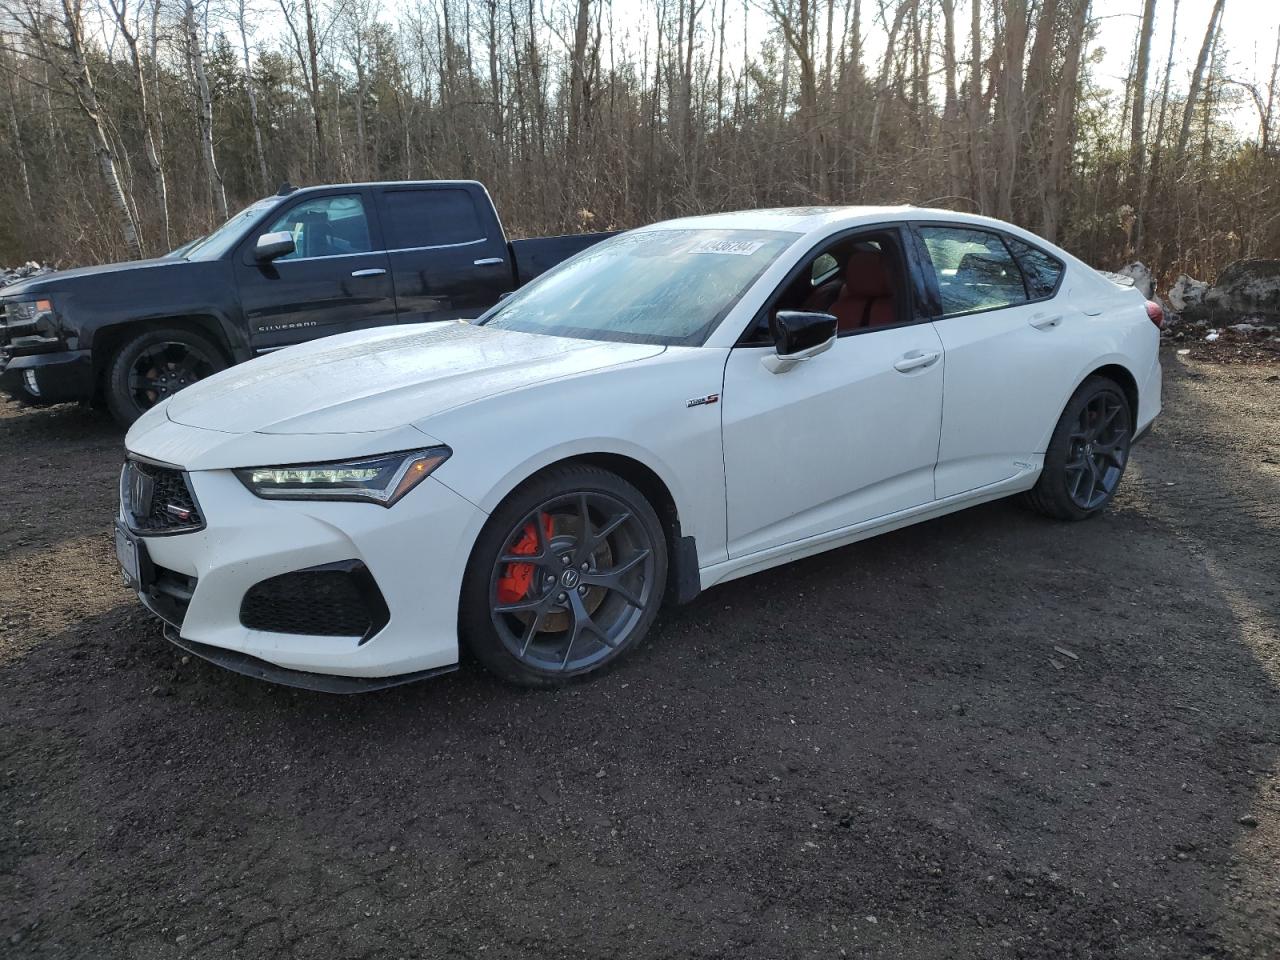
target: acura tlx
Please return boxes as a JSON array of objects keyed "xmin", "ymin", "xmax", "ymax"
[{"xmin": 116, "ymin": 207, "xmax": 1162, "ymax": 692}]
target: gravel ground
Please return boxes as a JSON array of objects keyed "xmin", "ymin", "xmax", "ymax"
[{"xmin": 1, "ymin": 346, "xmax": 1278, "ymax": 959}]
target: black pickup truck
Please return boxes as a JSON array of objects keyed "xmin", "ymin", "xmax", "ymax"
[{"xmin": 0, "ymin": 180, "xmax": 614, "ymax": 425}]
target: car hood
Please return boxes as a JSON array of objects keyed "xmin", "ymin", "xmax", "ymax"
[
  {"xmin": 163, "ymin": 322, "xmax": 666, "ymax": 435},
  {"xmin": 0, "ymin": 256, "xmax": 188, "ymax": 297}
]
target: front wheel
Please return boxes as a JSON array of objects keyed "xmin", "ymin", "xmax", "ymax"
[
  {"xmin": 461, "ymin": 465, "xmax": 668, "ymax": 687},
  {"xmin": 105, "ymin": 327, "xmax": 227, "ymax": 426},
  {"xmin": 1023, "ymin": 376, "xmax": 1133, "ymax": 521}
]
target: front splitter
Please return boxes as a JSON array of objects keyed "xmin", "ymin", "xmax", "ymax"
[{"xmin": 163, "ymin": 626, "xmax": 458, "ymax": 694}]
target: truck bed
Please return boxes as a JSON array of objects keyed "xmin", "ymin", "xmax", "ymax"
[{"xmin": 510, "ymin": 232, "xmax": 619, "ymax": 286}]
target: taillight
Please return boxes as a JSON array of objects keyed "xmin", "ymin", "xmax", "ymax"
[{"xmin": 1145, "ymin": 299, "xmax": 1165, "ymax": 329}]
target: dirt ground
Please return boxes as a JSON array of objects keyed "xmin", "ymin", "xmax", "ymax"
[{"xmin": 2, "ymin": 346, "xmax": 1278, "ymax": 959}]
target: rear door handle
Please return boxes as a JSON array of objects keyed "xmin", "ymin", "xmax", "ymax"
[
  {"xmin": 350, "ymin": 268, "xmax": 386, "ymax": 278},
  {"xmin": 893, "ymin": 350, "xmax": 941, "ymax": 373},
  {"xmin": 1029, "ymin": 312, "xmax": 1063, "ymax": 330},
  {"xmin": 473, "ymin": 257, "xmax": 504, "ymax": 267}
]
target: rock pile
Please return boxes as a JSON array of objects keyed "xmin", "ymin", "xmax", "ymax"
[
  {"xmin": 0, "ymin": 262, "xmax": 51, "ymax": 288},
  {"xmin": 1156, "ymin": 258, "xmax": 1280, "ymax": 359}
]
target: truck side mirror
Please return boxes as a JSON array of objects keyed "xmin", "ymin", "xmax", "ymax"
[{"xmin": 254, "ymin": 231, "xmax": 296, "ymax": 261}]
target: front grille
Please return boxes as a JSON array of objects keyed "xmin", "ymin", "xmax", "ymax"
[
  {"xmin": 240, "ymin": 562, "xmax": 389, "ymax": 642},
  {"xmin": 121, "ymin": 459, "xmax": 204, "ymax": 534}
]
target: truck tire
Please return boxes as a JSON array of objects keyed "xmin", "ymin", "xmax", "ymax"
[{"xmin": 105, "ymin": 327, "xmax": 227, "ymax": 427}]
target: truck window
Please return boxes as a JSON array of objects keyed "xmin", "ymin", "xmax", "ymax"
[
  {"xmin": 380, "ymin": 188, "xmax": 487, "ymax": 249},
  {"xmin": 266, "ymin": 195, "xmax": 372, "ymax": 260}
]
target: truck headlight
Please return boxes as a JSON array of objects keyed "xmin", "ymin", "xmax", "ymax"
[
  {"xmin": 233, "ymin": 447, "xmax": 451, "ymax": 506},
  {"xmin": 4, "ymin": 298, "xmax": 60, "ymax": 340}
]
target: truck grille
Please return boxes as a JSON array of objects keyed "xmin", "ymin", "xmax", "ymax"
[
  {"xmin": 120, "ymin": 459, "xmax": 204, "ymax": 534},
  {"xmin": 240, "ymin": 562, "xmax": 389, "ymax": 641}
]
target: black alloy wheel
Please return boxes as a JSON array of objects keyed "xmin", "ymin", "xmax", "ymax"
[
  {"xmin": 1023, "ymin": 375, "xmax": 1133, "ymax": 521},
  {"xmin": 1064, "ymin": 390, "xmax": 1130, "ymax": 510},
  {"xmin": 105, "ymin": 327, "xmax": 227, "ymax": 426},
  {"xmin": 462, "ymin": 465, "xmax": 668, "ymax": 686}
]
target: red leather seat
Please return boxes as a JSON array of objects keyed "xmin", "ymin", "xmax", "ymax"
[{"xmin": 829, "ymin": 250, "xmax": 896, "ymax": 331}]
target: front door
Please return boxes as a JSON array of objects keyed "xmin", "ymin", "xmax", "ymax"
[
  {"xmin": 721, "ymin": 227, "xmax": 946, "ymax": 559},
  {"xmin": 235, "ymin": 191, "xmax": 398, "ymax": 352}
]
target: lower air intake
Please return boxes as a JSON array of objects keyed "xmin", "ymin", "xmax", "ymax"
[{"xmin": 239, "ymin": 561, "xmax": 389, "ymax": 643}]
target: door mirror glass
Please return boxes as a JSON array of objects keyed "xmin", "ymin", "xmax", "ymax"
[{"xmin": 253, "ymin": 231, "xmax": 296, "ymax": 261}]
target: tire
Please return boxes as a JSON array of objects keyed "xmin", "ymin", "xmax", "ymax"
[
  {"xmin": 460, "ymin": 464, "xmax": 668, "ymax": 687},
  {"xmin": 105, "ymin": 327, "xmax": 227, "ymax": 427},
  {"xmin": 1022, "ymin": 375, "xmax": 1133, "ymax": 521}
]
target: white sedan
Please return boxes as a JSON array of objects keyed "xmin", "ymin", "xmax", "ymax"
[{"xmin": 118, "ymin": 207, "xmax": 1162, "ymax": 692}]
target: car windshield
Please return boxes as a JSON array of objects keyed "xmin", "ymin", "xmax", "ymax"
[
  {"xmin": 181, "ymin": 198, "xmax": 280, "ymax": 261},
  {"xmin": 479, "ymin": 228, "xmax": 797, "ymax": 346}
]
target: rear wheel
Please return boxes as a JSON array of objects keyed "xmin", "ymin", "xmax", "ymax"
[
  {"xmin": 1023, "ymin": 376, "xmax": 1133, "ymax": 521},
  {"xmin": 105, "ymin": 327, "xmax": 227, "ymax": 426},
  {"xmin": 461, "ymin": 465, "xmax": 668, "ymax": 687}
]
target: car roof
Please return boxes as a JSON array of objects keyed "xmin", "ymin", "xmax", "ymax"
[{"xmin": 643, "ymin": 205, "xmax": 1033, "ymax": 237}]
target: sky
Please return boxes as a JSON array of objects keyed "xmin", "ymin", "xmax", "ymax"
[{"xmin": 1092, "ymin": 0, "xmax": 1278, "ymax": 132}]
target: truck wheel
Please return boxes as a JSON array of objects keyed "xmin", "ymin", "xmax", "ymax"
[{"xmin": 105, "ymin": 327, "xmax": 227, "ymax": 426}]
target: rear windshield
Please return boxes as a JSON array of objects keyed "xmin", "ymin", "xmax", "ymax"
[{"xmin": 479, "ymin": 228, "xmax": 797, "ymax": 346}]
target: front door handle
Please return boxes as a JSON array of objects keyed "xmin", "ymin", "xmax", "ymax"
[
  {"xmin": 893, "ymin": 350, "xmax": 941, "ymax": 373},
  {"xmin": 350, "ymin": 268, "xmax": 387, "ymax": 278},
  {"xmin": 1029, "ymin": 312, "xmax": 1063, "ymax": 330},
  {"xmin": 473, "ymin": 257, "xmax": 504, "ymax": 267}
]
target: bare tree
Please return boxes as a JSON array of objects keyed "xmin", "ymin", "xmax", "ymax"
[
  {"xmin": 104, "ymin": 0, "xmax": 171, "ymax": 249},
  {"xmin": 232, "ymin": 0, "xmax": 271, "ymax": 190},
  {"xmin": 1176, "ymin": 0, "xmax": 1226, "ymax": 164}
]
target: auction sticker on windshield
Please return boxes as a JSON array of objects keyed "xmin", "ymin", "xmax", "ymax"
[{"xmin": 688, "ymin": 238, "xmax": 767, "ymax": 256}]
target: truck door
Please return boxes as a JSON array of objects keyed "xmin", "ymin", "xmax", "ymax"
[
  {"xmin": 373, "ymin": 184, "xmax": 516, "ymax": 323},
  {"xmin": 234, "ymin": 190, "xmax": 398, "ymax": 352}
]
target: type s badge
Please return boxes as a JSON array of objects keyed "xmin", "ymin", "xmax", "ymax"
[{"xmin": 686, "ymin": 393, "xmax": 719, "ymax": 408}]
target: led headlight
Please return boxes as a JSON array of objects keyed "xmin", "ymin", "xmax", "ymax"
[{"xmin": 234, "ymin": 447, "xmax": 451, "ymax": 507}]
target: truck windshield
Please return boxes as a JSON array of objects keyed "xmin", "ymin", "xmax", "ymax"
[
  {"xmin": 479, "ymin": 228, "xmax": 797, "ymax": 346},
  {"xmin": 182, "ymin": 198, "xmax": 280, "ymax": 261}
]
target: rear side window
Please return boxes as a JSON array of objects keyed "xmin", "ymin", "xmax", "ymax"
[
  {"xmin": 1004, "ymin": 235, "xmax": 1064, "ymax": 299},
  {"xmin": 917, "ymin": 226, "xmax": 1028, "ymax": 316},
  {"xmin": 380, "ymin": 188, "xmax": 487, "ymax": 249}
]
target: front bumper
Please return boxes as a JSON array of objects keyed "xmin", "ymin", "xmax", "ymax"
[
  {"xmin": 127, "ymin": 467, "xmax": 488, "ymax": 684},
  {"xmin": 0, "ymin": 349, "xmax": 94, "ymax": 404}
]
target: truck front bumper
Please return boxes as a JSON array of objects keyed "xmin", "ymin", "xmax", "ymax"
[{"xmin": 0, "ymin": 350, "xmax": 94, "ymax": 405}]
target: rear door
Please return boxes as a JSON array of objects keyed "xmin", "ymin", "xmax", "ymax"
[
  {"xmin": 911, "ymin": 222, "xmax": 1092, "ymax": 498},
  {"xmin": 374, "ymin": 185, "xmax": 515, "ymax": 323},
  {"xmin": 234, "ymin": 189, "xmax": 397, "ymax": 352}
]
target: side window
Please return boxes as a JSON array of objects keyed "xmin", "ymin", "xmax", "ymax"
[
  {"xmin": 266, "ymin": 194, "xmax": 372, "ymax": 260},
  {"xmin": 1004, "ymin": 235, "xmax": 1064, "ymax": 299},
  {"xmin": 918, "ymin": 226, "xmax": 1027, "ymax": 316},
  {"xmin": 762, "ymin": 234, "xmax": 902, "ymax": 338},
  {"xmin": 380, "ymin": 188, "xmax": 487, "ymax": 249}
]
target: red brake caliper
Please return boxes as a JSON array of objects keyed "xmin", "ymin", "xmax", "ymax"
[{"xmin": 496, "ymin": 514, "xmax": 555, "ymax": 604}]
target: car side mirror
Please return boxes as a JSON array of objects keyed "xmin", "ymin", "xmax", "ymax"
[
  {"xmin": 254, "ymin": 231, "xmax": 296, "ymax": 261},
  {"xmin": 762, "ymin": 310, "xmax": 838, "ymax": 374}
]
